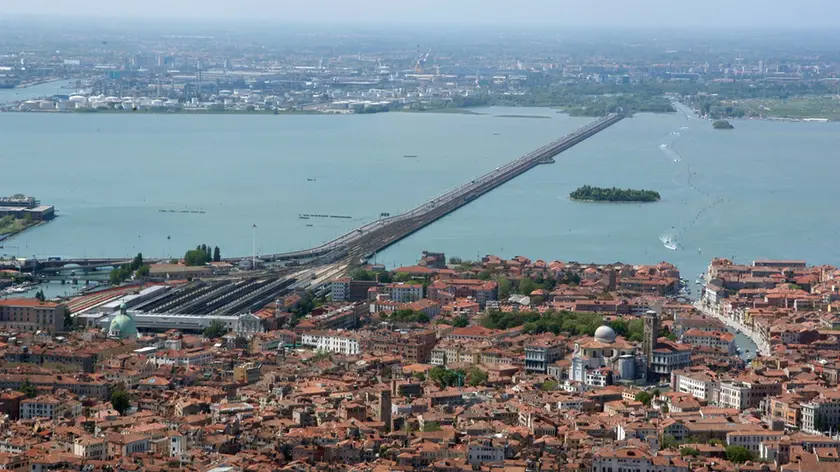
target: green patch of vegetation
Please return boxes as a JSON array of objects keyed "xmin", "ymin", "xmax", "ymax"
[
  {"xmin": 480, "ymin": 310, "xmax": 649, "ymax": 340},
  {"xmin": 725, "ymin": 445, "xmax": 754, "ymax": 464},
  {"xmin": 0, "ymin": 214, "xmax": 35, "ymax": 236},
  {"xmin": 486, "ymin": 84, "xmax": 675, "ymax": 116},
  {"xmin": 109, "ymin": 252, "xmax": 149, "ymax": 285},
  {"xmin": 428, "ymin": 366, "xmax": 466, "ymax": 388},
  {"xmin": 203, "ymin": 320, "xmax": 228, "ymax": 339},
  {"xmin": 712, "ymin": 120, "xmax": 734, "ymax": 129},
  {"xmin": 697, "ymin": 95, "xmax": 840, "ymax": 121},
  {"xmin": 680, "ymin": 447, "xmax": 700, "ymax": 458},
  {"xmin": 570, "ymin": 185, "xmax": 660, "ymax": 203},
  {"xmin": 184, "ymin": 244, "xmax": 214, "ymax": 266},
  {"xmin": 17, "ymin": 379, "xmax": 37, "ymax": 398},
  {"xmin": 383, "ymin": 309, "xmax": 430, "ymax": 324},
  {"xmin": 422, "ymin": 422, "xmax": 442, "ymax": 432},
  {"xmin": 466, "ymin": 366, "xmax": 488, "ymax": 386},
  {"xmin": 523, "ymin": 311, "xmax": 604, "ymax": 336},
  {"xmin": 634, "ymin": 391, "xmax": 653, "ymax": 406},
  {"xmin": 111, "ymin": 389, "xmax": 131, "ymax": 415},
  {"xmin": 481, "ymin": 310, "xmax": 542, "ymax": 330},
  {"xmin": 349, "ymin": 268, "xmax": 401, "ymax": 283},
  {"xmin": 312, "ymin": 350, "xmax": 332, "ymax": 362},
  {"xmin": 437, "ymin": 315, "xmax": 470, "ymax": 328},
  {"xmin": 290, "ymin": 290, "xmax": 324, "ymax": 320}
]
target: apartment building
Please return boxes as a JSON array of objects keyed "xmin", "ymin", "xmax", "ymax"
[
  {"xmin": 330, "ymin": 278, "xmax": 379, "ymax": 302},
  {"xmin": 20, "ymin": 395, "xmax": 81, "ymax": 420},
  {"xmin": 0, "ymin": 299, "xmax": 66, "ymax": 333},
  {"xmin": 591, "ymin": 446, "xmax": 689, "ymax": 472},
  {"xmin": 383, "ymin": 283, "xmax": 423, "ymax": 303},
  {"xmin": 300, "ymin": 331, "xmax": 361, "ymax": 355},
  {"xmin": 719, "ymin": 379, "xmax": 783, "ymax": 411},
  {"xmin": 801, "ymin": 391, "xmax": 840, "ymax": 434},
  {"xmin": 671, "ymin": 369, "xmax": 718, "ymax": 403},
  {"xmin": 524, "ymin": 337, "xmax": 567, "ymax": 374},
  {"xmin": 680, "ymin": 329, "xmax": 736, "ymax": 355}
]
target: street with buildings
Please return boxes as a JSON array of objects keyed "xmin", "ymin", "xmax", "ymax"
[{"xmin": 0, "ymin": 252, "xmax": 839, "ymax": 471}]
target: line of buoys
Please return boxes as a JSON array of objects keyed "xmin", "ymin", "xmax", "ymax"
[{"xmin": 661, "ymin": 126, "xmax": 725, "ymax": 243}]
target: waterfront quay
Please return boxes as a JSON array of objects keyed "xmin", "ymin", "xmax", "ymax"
[
  {"xmin": 695, "ymin": 257, "xmax": 840, "ymax": 359},
  {"xmin": 0, "ymin": 194, "xmax": 55, "ymax": 245},
  {"xmin": 694, "ymin": 299, "xmax": 770, "ymax": 356}
]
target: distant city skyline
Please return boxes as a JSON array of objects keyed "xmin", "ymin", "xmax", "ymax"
[{"xmin": 3, "ymin": 0, "xmax": 840, "ymax": 27}]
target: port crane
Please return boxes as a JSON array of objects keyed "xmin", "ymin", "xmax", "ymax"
[{"xmin": 415, "ymin": 47, "xmax": 432, "ymax": 74}]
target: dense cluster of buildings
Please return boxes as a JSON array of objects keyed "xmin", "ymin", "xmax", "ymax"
[
  {"xmin": 0, "ymin": 254, "xmax": 838, "ymax": 471},
  {"xmin": 698, "ymin": 258, "xmax": 840, "ymax": 439},
  {"xmin": 0, "ymin": 194, "xmax": 55, "ymax": 223},
  {"xmin": 3, "ymin": 23, "xmax": 836, "ymax": 117}
]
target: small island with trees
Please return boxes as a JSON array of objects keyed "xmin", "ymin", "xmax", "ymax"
[
  {"xmin": 570, "ymin": 185, "xmax": 661, "ymax": 203},
  {"xmin": 712, "ymin": 120, "xmax": 735, "ymax": 129}
]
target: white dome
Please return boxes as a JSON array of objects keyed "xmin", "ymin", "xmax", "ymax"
[{"xmin": 594, "ymin": 325, "xmax": 617, "ymax": 343}]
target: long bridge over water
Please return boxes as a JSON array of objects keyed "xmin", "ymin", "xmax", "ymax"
[{"xmin": 16, "ymin": 113, "xmax": 623, "ymax": 274}]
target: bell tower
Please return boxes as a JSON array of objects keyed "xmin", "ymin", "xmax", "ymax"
[{"xmin": 643, "ymin": 310, "xmax": 660, "ymax": 379}]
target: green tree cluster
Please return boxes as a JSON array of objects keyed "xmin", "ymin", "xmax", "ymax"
[
  {"xmin": 63, "ymin": 307, "xmax": 73, "ymax": 330},
  {"xmin": 184, "ymin": 245, "xmax": 215, "ymax": 266},
  {"xmin": 452, "ymin": 315, "xmax": 469, "ymax": 327},
  {"xmin": 725, "ymin": 445, "xmax": 753, "ymax": 463},
  {"xmin": 634, "ymin": 391, "xmax": 652, "ymax": 406},
  {"xmin": 496, "ymin": 277, "xmax": 512, "ymax": 299},
  {"xmin": 680, "ymin": 447, "xmax": 700, "ymax": 457},
  {"xmin": 18, "ymin": 379, "xmax": 37, "ymax": 398},
  {"xmin": 428, "ymin": 366, "xmax": 465, "ymax": 388},
  {"xmin": 422, "ymin": 422, "xmax": 442, "ymax": 432},
  {"xmin": 482, "ymin": 310, "xmax": 605, "ymax": 336},
  {"xmin": 516, "ymin": 273, "xmax": 560, "ymax": 296},
  {"xmin": 349, "ymin": 268, "xmax": 396, "ymax": 283},
  {"xmin": 291, "ymin": 290, "xmax": 323, "ymax": 319},
  {"xmin": 384, "ymin": 309, "xmax": 430, "ymax": 324},
  {"xmin": 313, "ymin": 350, "xmax": 332, "ymax": 361},
  {"xmin": 110, "ymin": 390, "xmax": 131, "ymax": 415},
  {"xmin": 481, "ymin": 310, "xmax": 541, "ymax": 330},
  {"xmin": 570, "ymin": 185, "xmax": 660, "ymax": 202},
  {"xmin": 466, "ymin": 366, "xmax": 488, "ymax": 387},
  {"xmin": 523, "ymin": 311, "xmax": 603, "ymax": 336},
  {"xmin": 110, "ymin": 252, "xmax": 149, "ymax": 285},
  {"xmin": 203, "ymin": 320, "xmax": 228, "ymax": 339}
]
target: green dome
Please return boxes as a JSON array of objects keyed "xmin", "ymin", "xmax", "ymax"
[{"xmin": 108, "ymin": 302, "xmax": 137, "ymax": 339}]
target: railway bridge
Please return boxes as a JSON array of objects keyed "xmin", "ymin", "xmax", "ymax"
[{"xmin": 11, "ymin": 113, "xmax": 623, "ymax": 273}]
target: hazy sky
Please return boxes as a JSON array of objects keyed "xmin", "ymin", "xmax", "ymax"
[{"xmin": 3, "ymin": 0, "xmax": 839, "ymax": 27}]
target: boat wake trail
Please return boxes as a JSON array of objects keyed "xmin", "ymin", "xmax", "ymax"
[{"xmin": 658, "ymin": 121, "xmax": 725, "ymax": 249}]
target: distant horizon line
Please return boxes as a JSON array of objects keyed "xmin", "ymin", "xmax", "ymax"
[{"xmin": 2, "ymin": 14, "xmax": 840, "ymax": 31}]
